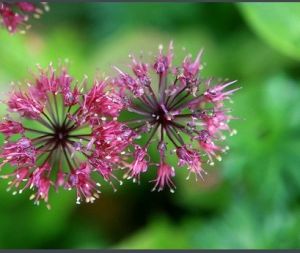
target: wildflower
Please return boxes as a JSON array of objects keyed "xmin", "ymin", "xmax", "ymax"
[
  {"xmin": 114, "ymin": 42, "xmax": 239, "ymax": 191},
  {"xmin": 0, "ymin": 117, "xmax": 24, "ymax": 138},
  {"xmin": 176, "ymin": 145, "xmax": 206, "ymax": 181},
  {"xmin": 66, "ymin": 163, "xmax": 99, "ymax": 204},
  {"xmin": 151, "ymin": 162, "xmax": 175, "ymax": 193},
  {"xmin": 0, "ymin": 64, "xmax": 133, "ymax": 207},
  {"xmin": 0, "ymin": 1, "xmax": 48, "ymax": 33},
  {"xmin": 7, "ymin": 90, "xmax": 44, "ymax": 119},
  {"xmin": 123, "ymin": 145, "xmax": 149, "ymax": 183}
]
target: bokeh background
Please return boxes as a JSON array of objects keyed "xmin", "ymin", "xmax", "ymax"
[{"xmin": 0, "ymin": 2, "xmax": 300, "ymax": 249}]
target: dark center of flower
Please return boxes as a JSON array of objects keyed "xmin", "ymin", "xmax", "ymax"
[
  {"xmin": 55, "ymin": 126, "xmax": 68, "ymax": 142},
  {"xmin": 156, "ymin": 104, "xmax": 172, "ymax": 125},
  {"xmin": 24, "ymin": 93, "xmax": 91, "ymax": 170}
]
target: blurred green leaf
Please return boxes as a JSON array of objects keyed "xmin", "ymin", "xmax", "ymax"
[
  {"xmin": 239, "ymin": 3, "xmax": 300, "ymax": 60},
  {"xmin": 184, "ymin": 202, "xmax": 300, "ymax": 249},
  {"xmin": 116, "ymin": 217, "xmax": 189, "ymax": 249}
]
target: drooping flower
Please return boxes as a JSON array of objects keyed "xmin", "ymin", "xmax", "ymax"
[
  {"xmin": 0, "ymin": 137, "xmax": 36, "ymax": 167},
  {"xmin": 66, "ymin": 163, "xmax": 100, "ymax": 204},
  {"xmin": 0, "ymin": 117, "xmax": 24, "ymax": 138},
  {"xmin": 151, "ymin": 162, "xmax": 175, "ymax": 193},
  {"xmin": 176, "ymin": 145, "xmax": 206, "ymax": 181},
  {"xmin": 123, "ymin": 145, "xmax": 149, "ymax": 183},
  {"xmin": 0, "ymin": 63, "xmax": 134, "ymax": 207},
  {"xmin": 114, "ymin": 42, "xmax": 239, "ymax": 191},
  {"xmin": 0, "ymin": 1, "xmax": 48, "ymax": 33}
]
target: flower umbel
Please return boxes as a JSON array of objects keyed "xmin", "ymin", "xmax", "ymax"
[
  {"xmin": 115, "ymin": 42, "xmax": 239, "ymax": 191},
  {"xmin": 0, "ymin": 64, "xmax": 134, "ymax": 208},
  {"xmin": 0, "ymin": 1, "xmax": 48, "ymax": 33}
]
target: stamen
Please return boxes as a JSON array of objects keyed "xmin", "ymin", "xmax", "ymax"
[
  {"xmin": 24, "ymin": 127, "xmax": 53, "ymax": 135},
  {"xmin": 41, "ymin": 112, "xmax": 56, "ymax": 129},
  {"xmin": 168, "ymin": 125, "xmax": 185, "ymax": 146},
  {"xmin": 128, "ymin": 106, "xmax": 152, "ymax": 116},
  {"xmin": 144, "ymin": 123, "xmax": 159, "ymax": 148},
  {"xmin": 165, "ymin": 126, "xmax": 179, "ymax": 148},
  {"xmin": 169, "ymin": 92, "xmax": 191, "ymax": 110},
  {"xmin": 62, "ymin": 144, "xmax": 73, "ymax": 171},
  {"xmin": 53, "ymin": 92, "xmax": 60, "ymax": 125}
]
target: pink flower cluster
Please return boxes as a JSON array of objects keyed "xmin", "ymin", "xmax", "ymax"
[
  {"xmin": 113, "ymin": 42, "xmax": 239, "ymax": 192},
  {"xmin": 0, "ymin": 2, "xmax": 48, "ymax": 33},
  {"xmin": 0, "ymin": 43, "xmax": 239, "ymax": 207},
  {"xmin": 0, "ymin": 64, "xmax": 135, "ymax": 208}
]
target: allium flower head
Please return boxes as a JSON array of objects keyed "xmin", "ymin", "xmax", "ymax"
[
  {"xmin": 0, "ymin": 1, "xmax": 48, "ymax": 33},
  {"xmin": 114, "ymin": 42, "xmax": 239, "ymax": 192},
  {"xmin": 0, "ymin": 63, "xmax": 134, "ymax": 208}
]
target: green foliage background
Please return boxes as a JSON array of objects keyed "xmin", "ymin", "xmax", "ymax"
[{"xmin": 0, "ymin": 3, "xmax": 300, "ymax": 249}]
